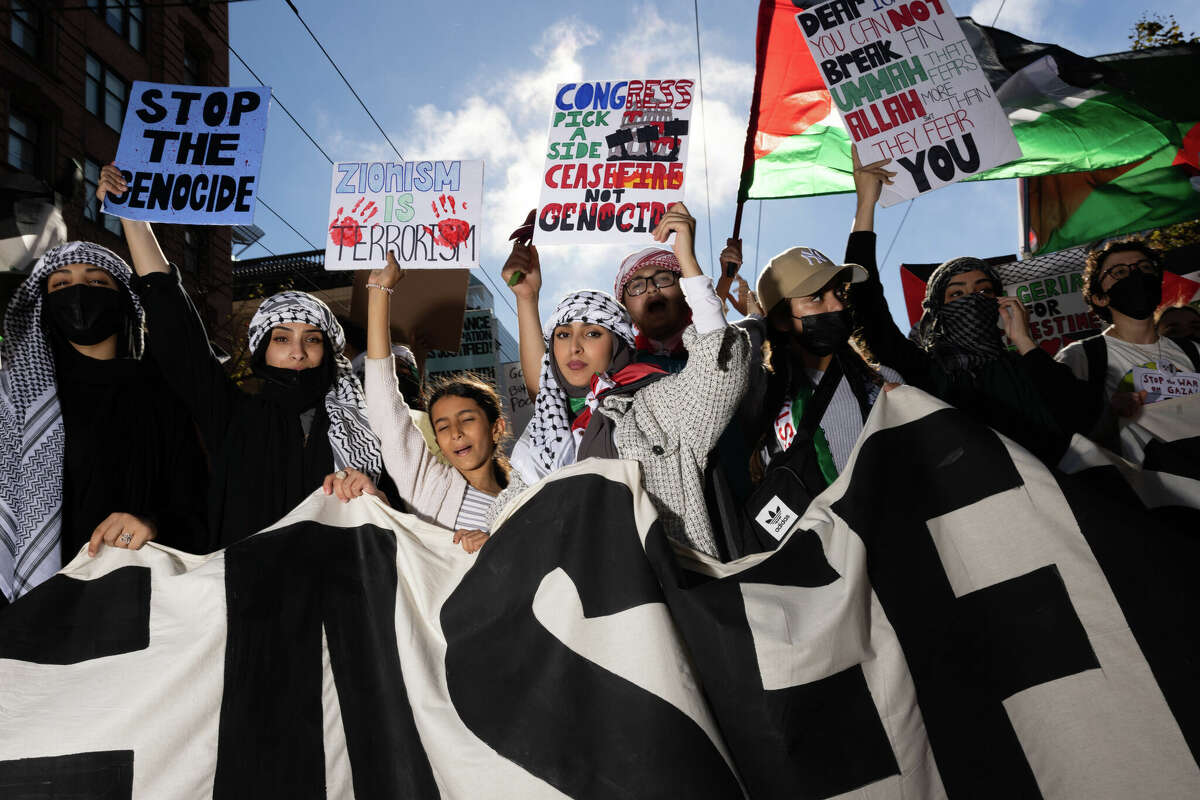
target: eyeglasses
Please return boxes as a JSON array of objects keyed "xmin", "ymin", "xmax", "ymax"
[
  {"xmin": 1100, "ymin": 259, "xmax": 1158, "ymax": 283},
  {"xmin": 625, "ymin": 270, "xmax": 678, "ymax": 297}
]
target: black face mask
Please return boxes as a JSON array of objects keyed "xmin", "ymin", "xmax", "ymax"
[
  {"xmin": 794, "ymin": 309, "xmax": 851, "ymax": 356},
  {"xmin": 43, "ymin": 284, "xmax": 127, "ymax": 346},
  {"xmin": 1104, "ymin": 271, "xmax": 1162, "ymax": 321},
  {"xmin": 255, "ymin": 359, "xmax": 335, "ymax": 413}
]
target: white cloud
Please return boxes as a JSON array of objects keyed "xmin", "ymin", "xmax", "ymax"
[{"xmin": 323, "ymin": 7, "xmax": 755, "ymax": 323}]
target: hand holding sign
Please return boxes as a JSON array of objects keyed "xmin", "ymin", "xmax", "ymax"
[
  {"xmin": 997, "ymin": 296, "xmax": 1037, "ymax": 354},
  {"xmin": 852, "ymin": 144, "xmax": 896, "ymax": 206},
  {"xmin": 501, "ymin": 242, "xmax": 542, "ymax": 302},
  {"xmin": 651, "ymin": 202, "xmax": 700, "ymax": 277},
  {"xmin": 96, "ymin": 163, "xmax": 128, "ymax": 202},
  {"xmin": 369, "ymin": 251, "xmax": 407, "ymax": 292}
]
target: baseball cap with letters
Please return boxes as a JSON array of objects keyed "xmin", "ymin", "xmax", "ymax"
[{"xmin": 755, "ymin": 246, "xmax": 868, "ymax": 313}]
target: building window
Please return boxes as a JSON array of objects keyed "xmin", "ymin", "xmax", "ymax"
[
  {"xmin": 7, "ymin": 111, "xmax": 39, "ymax": 173},
  {"xmin": 85, "ymin": 54, "xmax": 128, "ymax": 132},
  {"xmin": 83, "ymin": 158, "xmax": 124, "ymax": 238},
  {"xmin": 86, "ymin": 0, "xmax": 143, "ymax": 50},
  {"xmin": 183, "ymin": 47, "xmax": 206, "ymax": 85},
  {"xmin": 10, "ymin": 0, "xmax": 40, "ymax": 57},
  {"xmin": 183, "ymin": 227, "xmax": 206, "ymax": 274}
]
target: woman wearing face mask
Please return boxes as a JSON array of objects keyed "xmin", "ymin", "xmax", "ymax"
[
  {"xmin": 322, "ymin": 252, "xmax": 510, "ymax": 555},
  {"xmin": 500, "ymin": 207, "xmax": 751, "ymax": 557},
  {"xmin": 1056, "ymin": 237, "xmax": 1200, "ymax": 460},
  {"xmin": 0, "ymin": 242, "xmax": 207, "ymax": 604},
  {"xmin": 846, "ymin": 149, "xmax": 1096, "ymax": 464},
  {"xmin": 96, "ymin": 166, "xmax": 382, "ymax": 545}
]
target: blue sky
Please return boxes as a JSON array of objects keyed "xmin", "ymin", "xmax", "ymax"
[{"xmin": 228, "ymin": 0, "xmax": 1200, "ymax": 337}]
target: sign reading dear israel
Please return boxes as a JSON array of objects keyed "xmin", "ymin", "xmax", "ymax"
[
  {"xmin": 796, "ymin": 0, "xmax": 1021, "ymax": 206},
  {"xmin": 104, "ymin": 82, "xmax": 270, "ymax": 225},
  {"xmin": 324, "ymin": 159, "xmax": 484, "ymax": 270}
]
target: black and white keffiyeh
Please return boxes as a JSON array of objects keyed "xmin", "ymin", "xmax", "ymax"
[
  {"xmin": 247, "ymin": 291, "xmax": 382, "ymax": 481},
  {"xmin": 918, "ymin": 257, "xmax": 1007, "ymax": 375},
  {"xmin": 510, "ymin": 291, "xmax": 635, "ymax": 485},
  {"xmin": 0, "ymin": 241, "xmax": 143, "ymax": 601}
]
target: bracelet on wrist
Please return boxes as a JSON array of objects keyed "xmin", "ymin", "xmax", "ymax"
[{"xmin": 366, "ymin": 283, "xmax": 394, "ymax": 295}]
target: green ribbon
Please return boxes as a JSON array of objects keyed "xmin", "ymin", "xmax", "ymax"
[
  {"xmin": 790, "ymin": 384, "xmax": 838, "ymax": 487},
  {"xmin": 568, "ymin": 396, "xmax": 588, "ymax": 415}
]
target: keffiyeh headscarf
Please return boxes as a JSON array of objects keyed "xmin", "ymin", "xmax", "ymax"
[
  {"xmin": 510, "ymin": 291, "xmax": 636, "ymax": 484},
  {"xmin": 918, "ymin": 257, "xmax": 1007, "ymax": 375},
  {"xmin": 613, "ymin": 247, "xmax": 681, "ymax": 301},
  {"xmin": 0, "ymin": 242, "xmax": 142, "ymax": 601},
  {"xmin": 248, "ymin": 291, "xmax": 382, "ymax": 480}
]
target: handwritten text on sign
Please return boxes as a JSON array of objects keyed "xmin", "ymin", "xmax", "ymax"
[
  {"xmin": 1133, "ymin": 367, "xmax": 1200, "ymax": 403},
  {"xmin": 797, "ymin": 0, "xmax": 1021, "ymax": 206},
  {"xmin": 1004, "ymin": 270, "xmax": 1103, "ymax": 355},
  {"xmin": 536, "ymin": 80, "xmax": 693, "ymax": 245},
  {"xmin": 104, "ymin": 82, "xmax": 270, "ymax": 224},
  {"xmin": 325, "ymin": 160, "xmax": 483, "ymax": 271}
]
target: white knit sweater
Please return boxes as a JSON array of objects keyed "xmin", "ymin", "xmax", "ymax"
[{"xmin": 364, "ymin": 355, "xmax": 467, "ymax": 529}]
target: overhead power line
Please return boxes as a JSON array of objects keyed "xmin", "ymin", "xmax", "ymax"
[
  {"xmin": 227, "ymin": 43, "xmax": 334, "ymax": 165},
  {"xmin": 692, "ymin": 0, "xmax": 716, "ymax": 278}
]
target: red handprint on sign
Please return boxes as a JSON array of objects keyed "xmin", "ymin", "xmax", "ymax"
[
  {"xmin": 328, "ymin": 197, "xmax": 378, "ymax": 247},
  {"xmin": 424, "ymin": 194, "xmax": 471, "ymax": 249}
]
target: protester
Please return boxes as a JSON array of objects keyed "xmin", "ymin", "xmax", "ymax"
[
  {"xmin": 1155, "ymin": 303, "xmax": 1200, "ymax": 343},
  {"xmin": 846, "ymin": 148, "xmax": 1097, "ymax": 464},
  {"xmin": 95, "ymin": 165, "xmax": 381, "ymax": 546},
  {"xmin": 1056, "ymin": 237, "xmax": 1200, "ymax": 459},
  {"xmin": 499, "ymin": 203, "xmax": 750, "ymax": 557},
  {"xmin": 324, "ymin": 251, "xmax": 509, "ymax": 554},
  {"xmin": 0, "ymin": 240, "xmax": 207, "ymax": 604}
]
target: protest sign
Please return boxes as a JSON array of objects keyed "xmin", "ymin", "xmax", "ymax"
[
  {"xmin": 1133, "ymin": 367, "xmax": 1200, "ymax": 403},
  {"xmin": 325, "ymin": 160, "xmax": 483, "ymax": 270},
  {"xmin": 426, "ymin": 309, "xmax": 499, "ymax": 383},
  {"xmin": 535, "ymin": 80, "xmax": 693, "ymax": 245},
  {"xmin": 499, "ymin": 361, "xmax": 534, "ymax": 446},
  {"xmin": 348, "ymin": 268, "xmax": 468, "ymax": 354},
  {"xmin": 796, "ymin": 0, "xmax": 1022, "ymax": 206},
  {"xmin": 1004, "ymin": 268, "xmax": 1104, "ymax": 354},
  {"xmin": 104, "ymin": 82, "xmax": 270, "ymax": 224}
]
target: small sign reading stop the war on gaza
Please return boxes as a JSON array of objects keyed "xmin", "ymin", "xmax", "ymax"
[
  {"xmin": 104, "ymin": 82, "xmax": 270, "ymax": 224},
  {"xmin": 796, "ymin": 0, "xmax": 1022, "ymax": 206}
]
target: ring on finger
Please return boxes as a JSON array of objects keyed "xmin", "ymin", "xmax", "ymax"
[
  {"xmin": 118, "ymin": 532, "xmax": 133, "ymax": 545},
  {"xmin": 335, "ymin": 470, "xmax": 348, "ymax": 480}
]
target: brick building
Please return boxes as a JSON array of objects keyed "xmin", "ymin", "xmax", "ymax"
[{"xmin": 1, "ymin": 0, "xmax": 234, "ymax": 341}]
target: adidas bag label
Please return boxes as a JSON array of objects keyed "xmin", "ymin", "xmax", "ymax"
[{"xmin": 755, "ymin": 496, "xmax": 798, "ymax": 541}]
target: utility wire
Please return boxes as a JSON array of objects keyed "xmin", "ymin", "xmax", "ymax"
[
  {"xmin": 281, "ymin": 0, "xmax": 403, "ymax": 161},
  {"xmin": 692, "ymin": 0, "xmax": 716, "ymax": 278},
  {"xmin": 227, "ymin": 42, "xmax": 334, "ymax": 165},
  {"xmin": 990, "ymin": 0, "xmax": 1007, "ymax": 27},
  {"xmin": 753, "ymin": 199, "xmax": 763, "ymax": 285},
  {"xmin": 257, "ymin": 197, "xmax": 320, "ymax": 250},
  {"xmin": 880, "ymin": 199, "xmax": 914, "ymax": 272}
]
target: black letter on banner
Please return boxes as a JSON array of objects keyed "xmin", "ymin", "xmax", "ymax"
[
  {"xmin": 441, "ymin": 474, "xmax": 741, "ymax": 798},
  {"xmin": 0, "ymin": 750, "xmax": 133, "ymax": 799},
  {"xmin": 830, "ymin": 408, "xmax": 1101, "ymax": 797},
  {"xmin": 0, "ymin": 567, "xmax": 150, "ymax": 664},
  {"xmin": 214, "ymin": 523, "xmax": 437, "ymax": 799},
  {"xmin": 646, "ymin": 528, "xmax": 901, "ymax": 799}
]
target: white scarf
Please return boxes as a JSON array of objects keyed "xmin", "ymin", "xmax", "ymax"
[
  {"xmin": 247, "ymin": 291, "xmax": 382, "ymax": 480},
  {"xmin": 0, "ymin": 242, "xmax": 143, "ymax": 601}
]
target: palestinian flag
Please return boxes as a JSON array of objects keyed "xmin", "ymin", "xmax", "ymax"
[
  {"xmin": 739, "ymin": 3, "xmax": 1182, "ymax": 201},
  {"xmin": 1023, "ymin": 45, "xmax": 1200, "ymax": 254}
]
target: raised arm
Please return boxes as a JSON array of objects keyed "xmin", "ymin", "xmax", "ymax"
[
  {"xmin": 500, "ymin": 212, "xmax": 546, "ymax": 401},
  {"xmin": 100, "ymin": 165, "xmax": 237, "ymax": 449}
]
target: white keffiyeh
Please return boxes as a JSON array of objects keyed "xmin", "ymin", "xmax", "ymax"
[
  {"xmin": 0, "ymin": 242, "xmax": 143, "ymax": 601},
  {"xmin": 247, "ymin": 291, "xmax": 382, "ymax": 481},
  {"xmin": 510, "ymin": 291, "xmax": 634, "ymax": 485}
]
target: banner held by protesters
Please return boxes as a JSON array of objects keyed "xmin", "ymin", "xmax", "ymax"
[
  {"xmin": 325, "ymin": 159, "xmax": 483, "ymax": 271},
  {"xmin": 103, "ymin": 82, "xmax": 270, "ymax": 225},
  {"xmin": 536, "ymin": 79, "xmax": 693, "ymax": 244}
]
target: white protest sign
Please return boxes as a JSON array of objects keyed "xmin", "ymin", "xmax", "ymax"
[
  {"xmin": 1004, "ymin": 269, "xmax": 1103, "ymax": 354},
  {"xmin": 104, "ymin": 82, "xmax": 270, "ymax": 224},
  {"xmin": 500, "ymin": 361, "xmax": 535, "ymax": 445},
  {"xmin": 325, "ymin": 160, "xmax": 483, "ymax": 270},
  {"xmin": 796, "ymin": 0, "xmax": 1022, "ymax": 206},
  {"xmin": 1133, "ymin": 366, "xmax": 1200, "ymax": 403},
  {"xmin": 535, "ymin": 80, "xmax": 693, "ymax": 245}
]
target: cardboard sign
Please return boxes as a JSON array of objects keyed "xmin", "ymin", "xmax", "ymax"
[
  {"xmin": 1003, "ymin": 269, "xmax": 1104, "ymax": 354},
  {"xmin": 1133, "ymin": 366, "xmax": 1200, "ymax": 403},
  {"xmin": 325, "ymin": 160, "xmax": 483, "ymax": 270},
  {"xmin": 348, "ymin": 269, "xmax": 468, "ymax": 354},
  {"xmin": 104, "ymin": 82, "xmax": 270, "ymax": 224},
  {"xmin": 499, "ymin": 361, "xmax": 535, "ymax": 447},
  {"xmin": 535, "ymin": 80, "xmax": 693, "ymax": 245},
  {"xmin": 426, "ymin": 309, "xmax": 499, "ymax": 383},
  {"xmin": 796, "ymin": 0, "xmax": 1021, "ymax": 206}
]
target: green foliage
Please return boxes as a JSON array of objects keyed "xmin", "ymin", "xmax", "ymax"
[
  {"xmin": 1146, "ymin": 218, "xmax": 1200, "ymax": 252},
  {"xmin": 1130, "ymin": 13, "xmax": 1198, "ymax": 50}
]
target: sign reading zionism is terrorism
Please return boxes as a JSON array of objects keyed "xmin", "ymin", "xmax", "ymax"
[{"xmin": 794, "ymin": 0, "xmax": 1021, "ymax": 205}]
